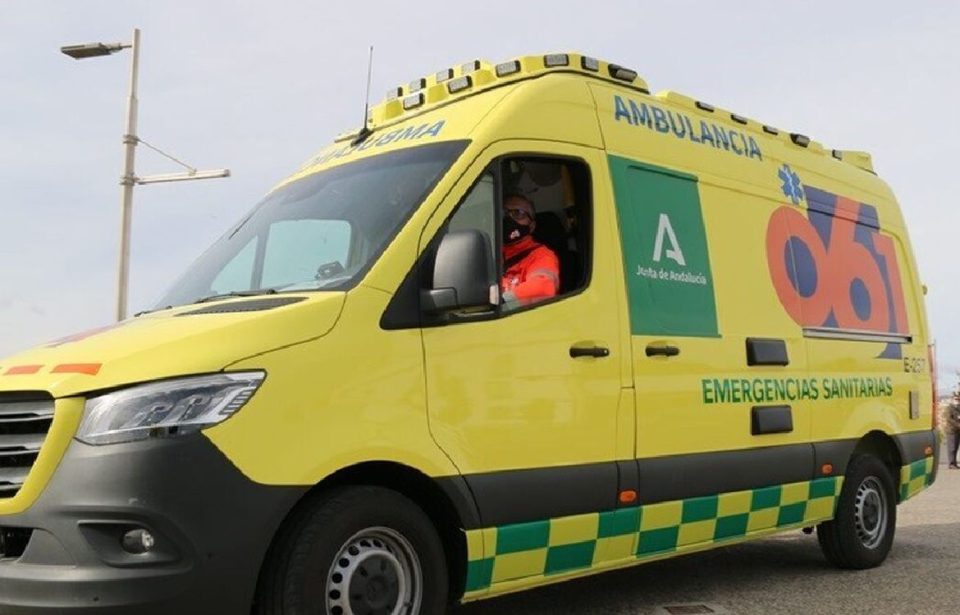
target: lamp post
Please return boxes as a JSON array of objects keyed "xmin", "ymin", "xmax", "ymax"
[{"xmin": 61, "ymin": 28, "xmax": 229, "ymax": 321}]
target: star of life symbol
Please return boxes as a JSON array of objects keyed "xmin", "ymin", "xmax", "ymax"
[{"xmin": 778, "ymin": 164, "xmax": 804, "ymax": 205}]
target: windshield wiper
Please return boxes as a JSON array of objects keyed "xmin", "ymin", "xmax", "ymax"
[
  {"xmin": 134, "ymin": 305, "xmax": 172, "ymax": 317},
  {"xmin": 193, "ymin": 289, "xmax": 278, "ymax": 304}
]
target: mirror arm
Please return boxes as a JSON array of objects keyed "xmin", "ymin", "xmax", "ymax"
[{"xmin": 420, "ymin": 288, "xmax": 458, "ymax": 313}]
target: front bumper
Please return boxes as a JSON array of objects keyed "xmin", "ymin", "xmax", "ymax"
[{"xmin": 0, "ymin": 434, "xmax": 307, "ymax": 614}]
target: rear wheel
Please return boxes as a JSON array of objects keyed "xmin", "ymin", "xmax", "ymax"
[
  {"xmin": 256, "ymin": 486, "xmax": 448, "ymax": 615},
  {"xmin": 816, "ymin": 454, "xmax": 897, "ymax": 569}
]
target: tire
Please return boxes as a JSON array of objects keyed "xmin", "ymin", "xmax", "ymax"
[
  {"xmin": 255, "ymin": 486, "xmax": 449, "ymax": 615},
  {"xmin": 816, "ymin": 454, "xmax": 897, "ymax": 569}
]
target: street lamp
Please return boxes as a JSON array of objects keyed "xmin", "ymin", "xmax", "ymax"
[
  {"xmin": 61, "ymin": 28, "xmax": 230, "ymax": 321},
  {"xmin": 61, "ymin": 41, "xmax": 129, "ymax": 60}
]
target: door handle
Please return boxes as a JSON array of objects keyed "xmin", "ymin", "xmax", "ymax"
[
  {"xmin": 645, "ymin": 343, "xmax": 680, "ymax": 357},
  {"xmin": 569, "ymin": 345, "xmax": 610, "ymax": 358}
]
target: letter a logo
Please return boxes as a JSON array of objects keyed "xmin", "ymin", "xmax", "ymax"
[{"xmin": 652, "ymin": 213, "xmax": 686, "ymax": 266}]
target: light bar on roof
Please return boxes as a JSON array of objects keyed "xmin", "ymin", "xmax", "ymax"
[
  {"xmin": 402, "ymin": 92, "xmax": 425, "ymax": 110},
  {"xmin": 435, "ymin": 68, "xmax": 454, "ymax": 82},
  {"xmin": 460, "ymin": 60, "xmax": 481, "ymax": 74},
  {"xmin": 495, "ymin": 60, "xmax": 521, "ymax": 77},
  {"xmin": 386, "ymin": 86, "xmax": 403, "ymax": 99},
  {"xmin": 408, "ymin": 77, "xmax": 426, "ymax": 92},
  {"xmin": 448, "ymin": 75, "xmax": 472, "ymax": 94},
  {"xmin": 581, "ymin": 56, "xmax": 599, "ymax": 72},
  {"xmin": 544, "ymin": 53, "xmax": 569, "ymax": 67},
  {"xmin": 608, "ymin": 64, "xmax": 637, "ymax": 82}
]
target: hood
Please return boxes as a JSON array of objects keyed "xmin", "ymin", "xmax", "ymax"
[{"xmin": 0, "ymin": 293, "xmax": 346, "ymax": 398}]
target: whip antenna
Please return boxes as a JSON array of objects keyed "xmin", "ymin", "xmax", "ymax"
[{"xmin": 353, "ymin": 46, "xmax": 374, "ymax": 145}]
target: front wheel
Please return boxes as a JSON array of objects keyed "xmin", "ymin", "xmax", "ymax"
[
  {"xmin": 816, "ymin": 454, "xmax": 897, "ymax": 569},
  {"xmin": 256, "ymin": 486, "xmax": 449, "ymax": 615}
]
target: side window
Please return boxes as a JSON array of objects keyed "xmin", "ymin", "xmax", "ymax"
[
  {"xmin": 436, "ymin": 156, "xmax": 592, "ymax": 315},
  {"xmin": 499, "ymin": 157, "xmax": 592, "ymax": 311}
]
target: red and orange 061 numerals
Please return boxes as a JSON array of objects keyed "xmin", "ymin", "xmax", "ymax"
[{"xmin": 765, "ymin": 196, "xmax": 908, "ymax": 335}]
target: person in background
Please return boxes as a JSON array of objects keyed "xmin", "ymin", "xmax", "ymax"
[
  {"xmin": 501, "ymin": 194, "xmax": 560, "ymax": 306},
  {"xmin": 947, "ymin": 391, "xmax": 960, "ymax": 469}
]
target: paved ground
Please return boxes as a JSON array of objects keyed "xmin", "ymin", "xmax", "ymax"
[{"xmin": 457, "ymin": 448, "xmax": 959, "ymax": 615}]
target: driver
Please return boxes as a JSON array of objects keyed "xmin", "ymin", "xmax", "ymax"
[{"xmin": 501, "ymin": 194, "xmax": 560, "ymax": 306}]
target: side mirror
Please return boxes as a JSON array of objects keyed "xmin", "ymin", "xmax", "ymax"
[{"xmin": 422, "ymin": 230, "xmax": 495, "ymax": 313}]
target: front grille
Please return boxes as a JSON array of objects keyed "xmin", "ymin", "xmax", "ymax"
[{"xmin": 0, "ymin": 394, "xmax": 54, "ymax": 499}]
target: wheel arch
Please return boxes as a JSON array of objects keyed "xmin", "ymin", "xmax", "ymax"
[
  {"xmin": 256, "ymin": 460, "xmax": 479, "ymax": 604},
  {"xmin": 852, "ymin": 430, "xmax": 903, "ymax": 496}
]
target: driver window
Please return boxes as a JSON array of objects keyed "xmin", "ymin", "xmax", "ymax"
[
  {"xmin": 440, "ymin": 157, "xmax": 591, "ymax": 314},
  {"xmin": 500, "ymin": 157, "xmax": 591, "ymax": 311}
]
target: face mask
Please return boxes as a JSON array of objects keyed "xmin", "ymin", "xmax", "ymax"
[{"xmin": 503, "ymin": 216, "xmax": 531, "ymax": 244}]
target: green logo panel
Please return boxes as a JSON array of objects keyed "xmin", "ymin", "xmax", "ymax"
[{"xmin": 608, "ymin": 155, "xmax": 718, "ymax": 337}]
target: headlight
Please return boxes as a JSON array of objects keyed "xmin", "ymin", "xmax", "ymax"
[{"xmin": 77, "ymin": 372, "xmax": 265, "ymax": 445}]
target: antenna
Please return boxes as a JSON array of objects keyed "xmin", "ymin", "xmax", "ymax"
[{"xmin": 352, "ymin": 46, "xmax": 374, "ymax": 145}]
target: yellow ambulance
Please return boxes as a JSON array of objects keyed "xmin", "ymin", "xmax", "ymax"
[{"xmin": 0, "ymin": 52, "xmax": 938, "ymax": 614}]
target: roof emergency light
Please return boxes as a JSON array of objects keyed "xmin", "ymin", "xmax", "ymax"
[
  {"xmin": 435, "ymin": 68, "xmax": 454, "ymax": 83},
  {"xmin": 447, "ymin": 76, "xmax": 472, "ymax": 94},
  {"xmin": 402, "ymin": 92, "xmax": 425, "ymax": 110},
  {"xmin": 544, "ymin": 53, "xmax": 569, "ymax": 67},
  {"xmin": 608, "ymin": 64, "xmax": 637, "ymax": 82},
  {"xmin": 581, "ymin": 56, "xmax": 600, "ymax": 72},
  {"xmin": 495, "ymin": 60, "xmax": 521, "ymax": 77}
]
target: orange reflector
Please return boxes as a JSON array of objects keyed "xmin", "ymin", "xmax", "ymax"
[
  {"xmin": 924, "ymin": 446, "xmax": 933, "ymax": 456},
  {"xmin": 6, "ymin": 365, "xmax": 42, "ymax": 375},
  {"xmin": 619, "ymin": 490, "xmax": 637, "ymax": 504},
  {"xmin": 821, "ymin": 464, "xmax": 834, "ymax": 475},
  {"xmin": 51, "ymin": 363, "xmax": 102, "ymax": 376}
]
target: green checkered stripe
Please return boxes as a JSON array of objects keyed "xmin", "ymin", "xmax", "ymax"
[
  {"xmin": 463, "ymin": 476, "xmax": 842, "ymax": 595},
  {"xmin": 899, "ymin": 456, "xmax": 934, "ymax": 502}
]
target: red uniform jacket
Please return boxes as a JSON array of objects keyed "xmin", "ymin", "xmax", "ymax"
[{"xmin": 501, "ymin": 236, "xmax": 560, "ymax": 305}]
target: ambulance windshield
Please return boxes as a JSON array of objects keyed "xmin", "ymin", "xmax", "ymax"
[{"xmin": 155, "ymin": 140, "xmax": 468, "ymax": 309}]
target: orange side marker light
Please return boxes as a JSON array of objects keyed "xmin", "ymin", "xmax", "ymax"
[
  {"xmin": 924, "ymin": 446, "xmax": 933, "ymax": 456},
  {"xmin": 51, "ymin": 363, "xmax": 102, "ymax": 376},
  {"xmin": 6, "ymin": 365, "xmax": 42, "ymax": 375},
  {"xmin": 619, "ymin": 490, "xmax": 638, "ymax": 504},
  {"xmin": 821, "ymin": 463, "xmax": 834, "ymax": 476}
]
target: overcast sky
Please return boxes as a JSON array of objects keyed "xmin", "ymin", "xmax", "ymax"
[{"xmin": 1, "ymin": 1, "xmax": 958, "ymax": 388}]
